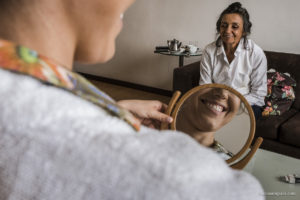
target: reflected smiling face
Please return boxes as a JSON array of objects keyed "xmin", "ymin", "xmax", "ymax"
[{"xmin": 188, "ymin": 88, "xmax": 241, "ymax": 133}]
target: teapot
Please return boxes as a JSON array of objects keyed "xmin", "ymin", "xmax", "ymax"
[{"xmin": 167, "ymin": 39, "xmax": 182, "ymax": 51}]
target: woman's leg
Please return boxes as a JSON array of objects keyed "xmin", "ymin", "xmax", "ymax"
[{"xmin": 251, "ymin": 105, "xmax": 262, "ymax": 120}]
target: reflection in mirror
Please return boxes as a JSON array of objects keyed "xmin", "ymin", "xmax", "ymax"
[
  {"xmin": 214, "ymin": 104, "xmax": 249, "ymax": 155},
  {"xmin": 175, "ymin": 87, "xmax": 250, "ymax": 160}
]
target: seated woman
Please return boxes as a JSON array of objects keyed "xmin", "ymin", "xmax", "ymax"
[
  {"xmin": 199, "ymin": 2, "xmax": 267, "ymax": 119},
  {"xmin": 0, "ymin": 0, "xmax": 263, "ymax": 199},
  {"xmin": 176, "ymin": 87, "xmax": 240, "ymax": 159}
]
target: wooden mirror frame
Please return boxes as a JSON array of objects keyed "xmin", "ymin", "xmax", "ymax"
[{"xmin": 161, "ymin": 84, "xmax": 263, "ymax": 170}]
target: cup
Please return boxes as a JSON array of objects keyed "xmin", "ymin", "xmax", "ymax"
[{"xmin": 186, "ymin": 45, "xmax": 198, "ymax": 54}]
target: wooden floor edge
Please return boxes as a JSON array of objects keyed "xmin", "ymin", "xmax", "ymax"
[{"xmin": 79, "ymin": 72, "xmax": 173, "ymax": 97}]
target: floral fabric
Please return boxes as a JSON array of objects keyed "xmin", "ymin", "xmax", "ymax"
[
  {"xmin": 0, "ymin": 39, "xmax": 140, "ymax": 131},
  {"xmin": 262, "ymin": 69, "xmax": 296, "ymax": 116}
]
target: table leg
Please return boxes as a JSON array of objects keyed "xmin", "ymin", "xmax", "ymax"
[{"xmin": 179, "ymin": 56, "xmax": 184, "ymax": 67}]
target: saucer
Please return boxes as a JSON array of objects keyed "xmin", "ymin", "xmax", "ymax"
[{"xmin": 169, "ymin": 48, "xmax": 185, "ymax": 54}]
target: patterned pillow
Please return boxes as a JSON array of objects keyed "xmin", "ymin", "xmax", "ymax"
[{"xmin": 262, "ymin": 69, "xmax": 296, "ymax": 116}]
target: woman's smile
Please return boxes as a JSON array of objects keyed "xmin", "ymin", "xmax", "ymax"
[
  {"xmin": 222, "ymin": 34, "xmax": 234, "ymax": 39},
  {"xmin": 200, "ymin": 99, "xmax": 228, "ymax": 116}
]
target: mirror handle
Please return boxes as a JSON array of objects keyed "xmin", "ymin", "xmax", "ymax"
[
  {"xmin": 161, "ymin": 91, "xmax": 181, "ymax": 130},
  {"xmin": 230, "ymin": 137, "xmax": 263, "ymax": 170}
]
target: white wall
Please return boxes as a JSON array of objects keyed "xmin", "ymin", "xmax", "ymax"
[{"xmin": 75, "ymin": 0, "xmax": 300, "ymax": 90}]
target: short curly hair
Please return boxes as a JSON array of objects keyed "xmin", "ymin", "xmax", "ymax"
[{"xmin": 216, "ymin": 2, "xmax": 252, "ymax": 49}]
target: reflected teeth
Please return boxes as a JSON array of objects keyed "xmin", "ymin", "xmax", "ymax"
[{"xmin": 207, "ymin": 102, "xmax": 223, "ymax": 112}]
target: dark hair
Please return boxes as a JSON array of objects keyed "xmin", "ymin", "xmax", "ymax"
[{"xmin": 216, "ymin": 2, "xmax": 252, "ymax": 49}]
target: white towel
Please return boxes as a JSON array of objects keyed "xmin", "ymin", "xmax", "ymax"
[{"xmin": 0, "ymin": 69, "xmax": 264, "ymax": 200}]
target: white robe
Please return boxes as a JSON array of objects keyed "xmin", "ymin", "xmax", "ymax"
[{"xmin": 0, "ymin": 69, "xmax": 264, "ymax": 200}]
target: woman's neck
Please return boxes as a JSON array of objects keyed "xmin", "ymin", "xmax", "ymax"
[
  {"xmin": 192, "ymin": 132, "xmax": 215, "ymax": 147},
  {"xmin": 176, "ymin": 115, "xmax": 215, "ymax": 147},
  {"xmin": 223, "ymin": 42, "xmax": 238, "ymax": 63},
  {"xmin": 0, "ymin": 2, "xmax": 76, "ymax": 70}
]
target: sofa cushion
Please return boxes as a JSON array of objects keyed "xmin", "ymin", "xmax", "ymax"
[
  {"xmin": 264, "ymin": 51, "xmax": 300, "ymax": 111},
  {"xmin": 256, "ymin": 108, "xmax": 298, "ymax": 139},
  {"xmin": 279, "ymin": 112, "xmax": 300, "ymax": 147},
  {"xmin": 259, "ymin": 139, "xmax": 300, "ymax": 159},
  {"xmin": 291, "ymin": 79, "xmax": 300, "ymax": 110},
  {"xmin": 264, "ymin": 51, "xmax": 300, "ymax": 82}
]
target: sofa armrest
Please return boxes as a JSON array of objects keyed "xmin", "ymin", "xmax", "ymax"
[
  {"xmin": 256, "ymin": 108, "xmax": 298, "ymax": 140},
  {"xmin": 173, "ymin": 61, "xmax": 200, "ymax": 94}
]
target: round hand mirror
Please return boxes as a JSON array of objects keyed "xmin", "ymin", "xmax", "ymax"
[{"xmin": 162, "ymin": 84, "xmax": 263, "ymax": 169}]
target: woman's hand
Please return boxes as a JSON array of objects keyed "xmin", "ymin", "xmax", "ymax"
[{"xmin": 117, "ymin": 100, "xmax": 173, "ymax": 129}]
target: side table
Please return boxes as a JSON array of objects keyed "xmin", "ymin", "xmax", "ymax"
[{"xmin": 154, "ymin": 50, "xmax": 202, "ymax": 67}]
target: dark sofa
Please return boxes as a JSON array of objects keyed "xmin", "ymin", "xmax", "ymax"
[{"xmin": 173, "ymin": 51, "xmax": 300, "ymax": 159}]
